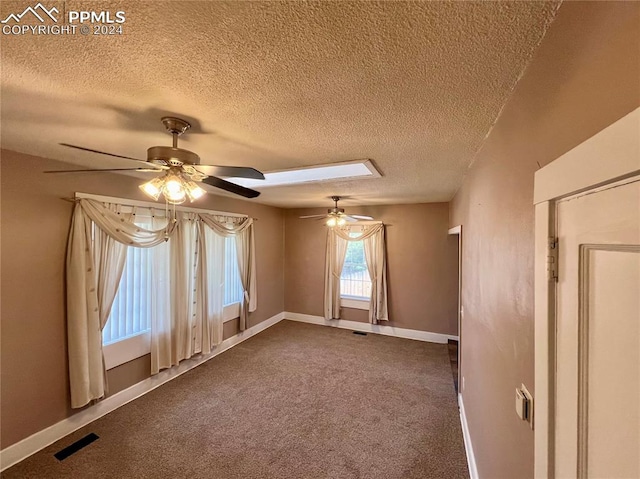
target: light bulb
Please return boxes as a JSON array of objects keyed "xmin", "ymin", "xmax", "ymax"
[
  {"xmin": 326, "ymin": 217, "xmax": 337, "ymax": 227},
  {"xmin": 337, "ymin": 217, "xmax": 346, "ymax": 226},
  {"xmin": 162, "ymin": 175, "xmax": 186, "ymax": 204},
  {"xmin": 185, "ymin": 181, "xmax": 206, "ymax": 202},
  {"xmin": 139, "ymin": 177, "xmax": 163, "ymax": 200}
]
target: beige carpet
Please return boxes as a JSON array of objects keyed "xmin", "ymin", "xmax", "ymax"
[{"xmin": 3, "ymin": 320, "xmax": 469, "ymax": 478}]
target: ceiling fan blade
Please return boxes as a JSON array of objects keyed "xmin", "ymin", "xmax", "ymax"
[
  {"xmin": 59, "ymin": 143, "xmax": 164, "ymax": 169},
  {"xmin": 201, "ymin": 176, "xmax": 261, "ymax": 198},
  {"xmin": 349, "ymin": 215, "xmax": 374, "ymax": 220},
  {"xmin": 195, "ymin": 165, "xmax": 265, "ymax": 180},
  {"xmin": 299, "ymin": 214, "xmax": 328, "ymax": 219},
  {"xmin": 344, "ymin": 216, "xmax": 358, "ymax": 222},
  {"xmin": 43, "ymin": 168, "xmax": 159, "ymax": 173}
]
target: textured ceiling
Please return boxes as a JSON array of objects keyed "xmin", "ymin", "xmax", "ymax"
[{"xmin": 1, "ymin": 1, "xmax": 560, "ymax": 208}]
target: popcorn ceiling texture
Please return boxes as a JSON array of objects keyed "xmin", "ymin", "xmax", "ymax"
[{"xmin": 0, "ymin": 1, "xmax": 560, "ymax": 207}]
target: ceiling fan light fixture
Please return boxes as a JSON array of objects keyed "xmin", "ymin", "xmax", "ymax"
[
  {"xmin": 326, "ymin": 217, "xmax": 337, "ymax": 227},
  {"xmin": 163, "ymin": 174, "xmax": 187, "ymax": 204},
  {"xmin": 185, "ymin": 181, "xmax": 206, "ymax": 202},
  {"xmin": 337, "ymin": 217, "xmax": 347, "ymax": 226},
  {"xmin": 139, "ymin": 177, "xmax": 163, "ymax": 200}
]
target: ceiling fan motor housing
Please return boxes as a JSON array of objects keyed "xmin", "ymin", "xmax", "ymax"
[{"xmin": 147, "ymin": 146, "xmax": 201, "ymax": 166}]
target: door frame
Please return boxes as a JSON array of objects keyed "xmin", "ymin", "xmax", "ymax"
[
  {"xmin": 533, "ymin": 107, "xmax": 640, "ymax": 478},
  {"xmin": 448, "ymin": 224, "xmax": 462, "ymax": 390}
]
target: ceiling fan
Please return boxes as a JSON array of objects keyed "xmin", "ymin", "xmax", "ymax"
[
  {"xmin": 46, "ymin": 116, "xmax": 265, "ymax": 202},
  {"xmin": 300, "ymin": 196, "xmax": 374, "ymax": 226}
]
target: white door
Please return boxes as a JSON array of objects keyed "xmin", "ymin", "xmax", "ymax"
[{"xmin": 554, "ymin": 177, "xmax": 640, "ymax": 478}]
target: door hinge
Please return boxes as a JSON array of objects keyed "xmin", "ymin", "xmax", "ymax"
[{"xmin": 547, "ymin": 237, "xmax": 558, "ymax": 282}]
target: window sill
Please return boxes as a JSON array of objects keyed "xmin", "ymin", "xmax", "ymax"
[
  {"xmin": 341, "ymin": 297, "xmax": 370, "ymax": 311},
  {"xmin": 223, "ymin": 302, "xmax": 240, "ymax": 322},
  {"xmin": 105, "ymin": 303, "xmax": 242, "ymax": 370},
  {"xmin": 104, "ymin": 331, "xmax": 151, "ymax": 370}
]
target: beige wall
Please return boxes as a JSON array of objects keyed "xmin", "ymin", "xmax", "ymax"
[
  {"xmin": 285, "ymin": 203, "xmax": 459, "ymax": 334},
  {"xmin": 450, "ymin": 2, "xmax": 640, "ymax": 478},
  {"xmin": 0, "ymin": 150, "xmax": 285, "ymax": 448}
]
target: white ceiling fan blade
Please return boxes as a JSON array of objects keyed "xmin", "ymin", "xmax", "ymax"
[
  {"xmin": 349, "ymin": 215, "xmax": 374, "ymax": 220},
  {"xmin": 299, "ymin": 214, "xmax": 328, "ymax": 219}
]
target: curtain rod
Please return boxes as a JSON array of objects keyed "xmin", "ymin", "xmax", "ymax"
[{"xmin": 67, "ymin": 192, "xmax": 254, "ymax": 220}]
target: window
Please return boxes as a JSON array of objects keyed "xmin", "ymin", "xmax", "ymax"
[
  {"xmin": 103, "ymin": 218, "xmax": 244, "ymax": 368},
  {"xmin": 224, "ymin": 237, "xmax": 243, "ymax": 306},
  {"xmin": 102, "ymin": 245, "xmax": 154, "ymax": 345},
  {"xmin": 102, "ymin": 214, "xmax": 158, "ymax": 369},
  {"xmin": 340, "ymin": 234, "xmax": 371, "ymax": 309}
]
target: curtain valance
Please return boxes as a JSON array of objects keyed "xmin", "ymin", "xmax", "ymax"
[
  {"xmin": 199, "ymin": 213, "xmax": 253, "ymax": 236},
  {"xmin": 78, "ymin": 198, "xmax": 175, "ymax": 247},
  {"xmin": 332, "ymin": 223, "xmax": 384, "ymax": 241}
]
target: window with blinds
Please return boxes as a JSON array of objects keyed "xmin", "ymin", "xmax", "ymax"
[
  {"xmin": 102, "ymin": 246, "xmax": 155, "ymax": 345},
  {"xmin": 103, "ymin": 232, "xmax": 244, "ymax": 346}
]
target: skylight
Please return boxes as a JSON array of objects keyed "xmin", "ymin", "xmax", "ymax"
[{"xmin": 224, "ymin": 159, "xmax": 381, "ymax": 189}]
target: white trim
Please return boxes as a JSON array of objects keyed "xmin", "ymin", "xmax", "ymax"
[
  {"xmin": 459, "ymin": 393, "xmax": 479, "ymax": 479},
  {"xmin": 104, "ymin": 331, "xmax": 151, "ymax": 370},
  {"xmin": 0, "ymin": 312, "xmax": 285, "ymax": 472},
  {"xmin": 533, "ymin": 108, "xmax": 640, "ymax": 205},
  {"xmin": 533, "ymin": 107, "xmax": 640, "ymax": 478},
  {"xmin": 448, "ymin": 224, "xmax": 463, "ymax": 391},
  {"xmin": 284, "ymin": 312, "xmax": 458, "ymax": 343},
  {"xmin": 534, "ymin": 202, "xmax": 554, "ymax": 478},
  {"xmin": 223, "ymin": 302, "xmax": 240, "ymax": 322},
  {"xmin": 74, "ymin": 192, "xmax": 249, "ymax": 218},
  {"xmin": 340, "ymin": 297, "xmax": 370, "ymax": 310}
]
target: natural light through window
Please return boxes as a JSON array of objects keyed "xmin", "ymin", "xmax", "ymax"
[
  {"xmin": 340, "ymin": 234, "xmax": 371, "ymax": 300},
  {"xmin": 103, "ymin": 227, "xmax": 243, "ymax": 346},
  {"xmin": 223, "ymin": 237, "xmax": 243, "ymax": 306},
  {"xmin": 103, "ymin": 245, "xmax": 155, "ymax": 345}
]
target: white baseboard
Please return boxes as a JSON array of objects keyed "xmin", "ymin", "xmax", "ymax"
[
  {"xmin": 0, "ymin": 312, "xmax": 285, "ymax": 472},
  {"xmin": 459, "ymin": 393, "xmax": 479, "ymax": 479},
  {"xmin": 284, "ymin": 312, "xmax": 458, "ymax": 344}
]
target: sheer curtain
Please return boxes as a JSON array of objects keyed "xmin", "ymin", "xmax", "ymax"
[
  {"xmin": 324, "ymin": 228, "xmax": 348, "ymax": 320},
  {"xmin": 150, "ymin": 212, "xmax": 201, "ymax": 372},
  {"xmin": 324, "ymin": 223, "xmax": 388, "ymax": 323},
  {"xmin": 150, "ymin": 212, "xmax": 228, "ymax": 373},
  {"xmin": 199, "ymin": 215, "xmax": 257, "ymax": 331},
  {"xmin": 362, "ymin": 226, "xmax": 388, "ymax": 324},
  {"xmin": 149, "ymin": 214, "xmax": 172, "ymax": 375},
  {"xmin": 234, "ymin": 224, "xmax": 257, "ymax": 330},
  {"xmin": 201, "ymin": 223, "xmax": 225, "ymax": 353},
  {"xmin": 67, "ymin": 199, "xmax": 172, "ymax": 408}
]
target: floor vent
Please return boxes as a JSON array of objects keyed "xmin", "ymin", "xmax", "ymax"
[
  {"xmin": 54, "ymin": 433, "xmax": 99, "ymax": 461},
  {"xmin": 353, "ymin": 331, "xmax": 367, "ymax": 336}
]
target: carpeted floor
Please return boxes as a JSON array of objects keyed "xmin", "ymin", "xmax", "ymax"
[{"xmin": 3, "ymin": 320, "xmax": 469, "ymax": 478}]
